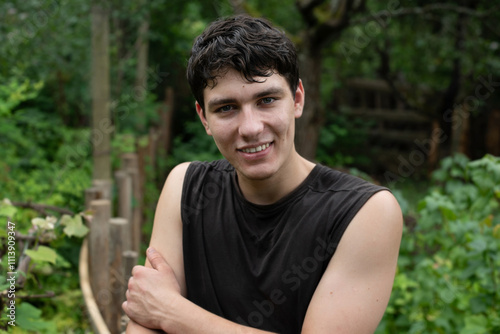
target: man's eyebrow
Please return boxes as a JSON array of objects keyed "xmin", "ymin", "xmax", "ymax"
[
  {"xmin": 206, "ymin": 87, "xmax": 287, "ymax": 111},
  {"xmin": 253, "ymin": 87, "xmax": 286, "ymax": 99},
  {"xmin": 207, "ymin": 98, "xmax": 237, "ymax": 111}
]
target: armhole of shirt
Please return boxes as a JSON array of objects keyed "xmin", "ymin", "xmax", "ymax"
[
  {"xmin": 180, "ymin": 161, "xmax": 200, "ymax": 226},
  {"xmin": 329, "ymin": 187, "xmax": 389, "ymax": 250}
]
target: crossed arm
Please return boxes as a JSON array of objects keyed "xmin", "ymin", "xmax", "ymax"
[{"xmin": 122, "ymin": 164, "xmax": 403, "ymax": 333}]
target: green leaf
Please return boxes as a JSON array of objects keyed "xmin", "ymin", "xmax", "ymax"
[
  {"xmin": 55, "ymin": 253, "xmax": 71, "ymax": 269},
  {"xmin": 493, "ymin": 225, "xmax": 500, "ymax": 239},
  {"xmin": 459, "ymin": 315, "xmax": 489, "ymax": 334},
  {"xmin": 0, "ymin": 275, "xmax": 10, "ymax": 291},
  {"xmin": 440, "ymin": 206, "xmax": 457, "ymax": 221},
  {"xmin": 479, "ymin": 215, "xmax": 493, "ymax": 227},
  {"xmin": 0, "ymin": 198, "xmax": 17, "ymax": 218},
  {"xmin": 61, "ymin": 214, "xmax": 89, "ymax": 238},
  {"xmin": 469, "ymin": 237, "xmax": 488, "ymax": 253},
  {"xmin": 15, "ymin": 302, "xmax": 55, "ymax": 331},
  {"xmin": 25, "ymin": 246, "xmax": 58, "ymax": 264}
]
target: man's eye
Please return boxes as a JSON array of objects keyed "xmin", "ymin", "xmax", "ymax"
[
  {"xmin": 217, "ymin": 105, "xmax": 234, "ymax": 113},
  {"xmin": 261, "ymin": 97, "xmax": 275, "ymax": 105}
]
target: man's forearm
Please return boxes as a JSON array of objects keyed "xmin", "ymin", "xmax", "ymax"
[
  {"xmin": 126, "ymin": 319, "xmax": 164, "ymax": 334},
  {"xmin": 161, "ymin": 296, "xmax": 276, "ymax": 334}
]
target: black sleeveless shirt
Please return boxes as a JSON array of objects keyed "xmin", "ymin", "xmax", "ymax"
[{"xmin": 181, "ymin": 160, "xmax": 387, "ymax": 333}]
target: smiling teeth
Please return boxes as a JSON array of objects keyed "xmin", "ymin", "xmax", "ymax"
[{"xmin": 241, "ymin": 143, "xmax": 270, "ymax": 153}]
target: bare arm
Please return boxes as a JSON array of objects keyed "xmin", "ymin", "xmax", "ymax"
[
  {"xmin": 126, "ymin": 319, "xmax": 163, "ymax": 334},
  {"xmin": 127, "ymin": 247, "xmax": 277, "ymax": 334},
  {"xmin": 301, "ymin": 190, "xmax": 403, "ymax": 333},
  {"xmin": 123, "ymin": 162, "xmax": 190, "ymax": 332}
]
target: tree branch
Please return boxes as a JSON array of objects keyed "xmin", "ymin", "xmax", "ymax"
[
  {"xmin": 1, "ymin": 290, "xmax": 56, "ymax": 299},
  {"xmin": 11, "ymin": 201, "xmax": 74, "ymax": 216},
  {"xmin": 14, "ymin": 232, "xmax": 37, "ymax": 241},
  {"xmin": 375, "ymin": 43, "xmax": 415, "ymax": 111},
  {"xmin": 297, "ymin": 0, "xmax": 367, "ymax": 47},
  {"xmin": 296, "ymin": 0, "xmax": 325, "ymax": 26},
  {"xmin": 229, "ymin": 0, "xmax": 247, "ymax": 15},
  {"xmin": 351, "ymin": 3, "xmax": 500, "ymax": 26}
]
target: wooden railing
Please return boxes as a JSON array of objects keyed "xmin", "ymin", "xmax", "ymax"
[
  {"xmin": 79, "ymin": 153, "xmax": 144, "ymax": 334},
  {"xmin": 334, "ymin": 78, "xmax": 434, "ymax": 174}
]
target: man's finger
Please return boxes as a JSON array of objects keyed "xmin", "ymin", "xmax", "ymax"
[{"xmin": 146, "ymin": 247, "xmax": 169, "ymax": 271}]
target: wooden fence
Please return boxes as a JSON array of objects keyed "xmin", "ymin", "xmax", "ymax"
[
  {"xmin": 79, "ymin": 87, "xmax": 174, "ymax": 333},
  {"xmin": 79, "ymin": 152, "xmax": 143, "ymax": 334},
  {"xmin": 334, "ymin": 78, "xmax": 434, "ymax": 174}
]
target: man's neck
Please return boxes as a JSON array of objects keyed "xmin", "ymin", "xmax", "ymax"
[{"xmin": 236, "ymin": 153, "xmax": 316, "ymax": 205}]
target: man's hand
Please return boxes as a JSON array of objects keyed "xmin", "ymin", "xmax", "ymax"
[{"xmin": 122, "ymin": 247, "xmax": 181, "ymax": 331}]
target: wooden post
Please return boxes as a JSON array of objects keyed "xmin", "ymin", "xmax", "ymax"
[
  {"xmin": 115, "ymin": 170, "xmax": 132, "ymax": 247},
  {"xmin": 89, "ymin": 199, "xmax": 112, "ymax": 329},
  {"xmin": 486, "ymin": 109, "xmax": 500, "ymax": 156},
  {"xmin": 148, "ymin": 128, "xmax": 158, "ymax": 173},
  {"xmin": 121, "ymin": 153, "xmax": 141, "ymax": 253},
  {"xmin": 136, "ymin": 142, "xmax": 147, "ymax": 233},
  {"xmin": 85, "ymin": 187, "xmax": 102, "ymax": 209},
  {"xmin": 91, "ymin": 1, "xmax": 112, "ymax": 181},
  {"xmin": 79, "ymin": 239, "xmax": 111, "ymax": 334},
  {"xmin": 123, "ymin": 250, "xmax": 138, "ymax": 281},
  {"xmin": 92, "ymin": 179, "xmax": 113, "ymax": 201},
  {"xmin": 109, "ymin": 218, "xmax": 128, "ymax": 333}
]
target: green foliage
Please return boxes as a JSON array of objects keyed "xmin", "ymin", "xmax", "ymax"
[
  {"xmin": 316, "ymin": 113, "xmax": 373, "ymax": 168},
  {"xmin": 168, "ymin": 119, "xmax": 223, "ymax": 168},
  {"xmin": 316, "ymin": 121, "xmax": 354, "ymax": 167},
  {"xmin": 13, "ymin": 302, "xmax": 56, "ymax": 332},
  {"xmin": 0, "ymin": 199, "xmax": 90, "ymax": 333},
  {"xmin": 378, "ymin": 154, "xmax": 500, "ymax": 334},
  {"xmin": 0, "ymin": 78, "xmax": 43, "ymax": 117},
  {"xmin": 0, "ymin": 46, "xmax": 91, "ymax": 331}
]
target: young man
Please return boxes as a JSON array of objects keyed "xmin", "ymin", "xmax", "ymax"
[{"xmin": 122, "ymin": 15, "xmax": 402, "ymax": 334}]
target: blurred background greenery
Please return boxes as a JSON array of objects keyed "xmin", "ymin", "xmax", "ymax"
[{"xmin": 0, "ymin": 0, "xmax": 499, "ymax": 333}]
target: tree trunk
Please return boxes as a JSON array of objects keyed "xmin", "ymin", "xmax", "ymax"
[
  {"xmin": 294, "ymin": 0, "xmax": 363, "ymax": 160},
  {"xmin": 91, "ymin": 2, "xmax": 111, "ymax": 181},
  {"xmin": 154, "ymin": 87, "xmax": 175, "ymax": 187},
  {"xmin": 445, "ymin": 16, "xmax": 466, "ymax": 157},
  {"xmin": 135, "ymin": 15, "xmax": 150, "ymax": 134},
  {"xmin": 135, "ymin": 18, "xmax": 149, "ymax": 95},
  {"xmin": 295, "ymin": 42, "xmax": 324, "ymax": 160}
]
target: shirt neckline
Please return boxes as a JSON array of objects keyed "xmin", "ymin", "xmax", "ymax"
[{"xmin": 231, "ymin": 164, "xmax": 322, "ymax": 211}]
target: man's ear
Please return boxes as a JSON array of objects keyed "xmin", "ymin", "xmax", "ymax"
[
  {"xmin": 195, "ymin": 101, "xmax": 212, "ymax": 136},
  {"xmin": 294, "ymin": 79, "xmax": 305, "ymax": 119}
]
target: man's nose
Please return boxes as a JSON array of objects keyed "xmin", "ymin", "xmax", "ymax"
[{"xmin": 238, "ymin": 106, "xmax": 264, "ymax": 139}]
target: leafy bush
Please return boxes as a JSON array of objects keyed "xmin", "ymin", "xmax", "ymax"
[
  {"xmin": 167, "ymin": 118, "xmax": 223, "ymax": 168},
  {"xmin": 0, "ymin": 72, "xmax": 92, "ymax": 332},
  {"xmin": 378, "ymin": 154, "xmax": 500, "ymax": 334},
  {"xmin": 316, "ymin": 113, "xmax": 373, "ymax": 169},
  {"xmin": 0, "ymin": 202, "xmax": 90, "ymax": 333}
]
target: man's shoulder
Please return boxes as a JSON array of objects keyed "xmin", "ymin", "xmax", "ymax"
[
  {"xmin": 312, "ymin": 164, "xmax": 387, "ymax": 195},
  {"xmin": 180, "ymin": 159, "xmax": 234, "ymax": 195}
]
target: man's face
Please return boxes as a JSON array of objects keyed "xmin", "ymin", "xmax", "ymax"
[{"xmin": 196, "ymin": 68, "xmax": 304, "ymax": 182}]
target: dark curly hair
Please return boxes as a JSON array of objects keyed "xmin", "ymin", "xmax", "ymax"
[{"xmin": 187, "ymin": 15, "xmax": 299, "ymax": 110}]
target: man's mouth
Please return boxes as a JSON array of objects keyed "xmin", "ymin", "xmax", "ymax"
[{"xmin": 238, "ymin": 142, "xmax": 271, "ymax": 153}]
